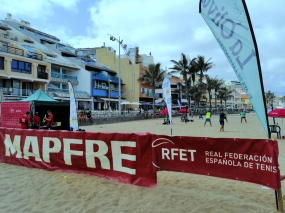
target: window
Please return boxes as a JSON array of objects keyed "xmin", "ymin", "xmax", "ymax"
[
  {"xmin": 37, "ymin": 65, "xmax": 47, "ymax": 79},
  {"xmin": 0, "ymin": 79, "xmax": 20, "ymax": 95},
  {"xmin": 0, "ymin": 56, "xmax": 4, "ymax": 70},
  {"xmin": 22, "ymin": 82, "xmax": 33, "ymax": 96},
  {"xmin": 11, "ymin": 59, "xmax": 31, "ymax": 74},
  {"xmin": 37, "ymin": 65, "xmax": 46, "ymax": 72}
]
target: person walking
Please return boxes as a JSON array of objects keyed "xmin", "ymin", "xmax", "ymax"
[
  {"xmin": 19, "ymin": 111, "xmax": 31, "ymax": 129},
  {"xmin": 219, "ymin": 109, "xmax": 225, "ymax": 132},
  {"xmin": 87, "ymin": 111, "xmax": 94, "ymax": 123},
  {"xmin": 204, "ymin": 110, "xmax": 212, "ymax": 127},
  {"xmin": 240, "ymin": 109, "xmax": 247, "ymax": 123}
]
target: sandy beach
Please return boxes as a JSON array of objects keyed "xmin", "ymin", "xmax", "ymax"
[{"xmin": 1, "ymin": 113, "xmax": 285, "ymax": 213}]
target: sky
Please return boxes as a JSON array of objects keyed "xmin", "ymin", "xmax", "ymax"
[{"xmin": 1, "ymin": 0, "xmax": 285, "ymax": 95}]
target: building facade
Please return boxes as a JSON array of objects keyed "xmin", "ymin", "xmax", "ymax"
[{"xmin": 0, "ymin": 13, "xmax": 125, "ymax": 111}]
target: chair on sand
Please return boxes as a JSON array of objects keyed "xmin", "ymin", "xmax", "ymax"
[{"xmin": 269, "ymin": 125, "xmax": 281, "ymax": 139}]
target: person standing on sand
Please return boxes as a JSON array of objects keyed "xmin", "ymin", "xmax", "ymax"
[
  {"xmin": 32, "ymin": 112, "xmax": 41, "ymax": 129},
  {"xmin": 44, "ymin": 110, "xmax": 54, "ymax": 129},
  {"xmin": 219, "ymin": 109, "xmax": 225, "ymax": 132},
  {"xmin": 240, "ymin": 109, "xmax": 247, "ymax": 123},
  {"xmin": 204, "ymin": 110, "xmax": 212, "ymax": 127},
  {"xmin": 19, "ymin": 111, "xmax": 31, "ymax": 129}
]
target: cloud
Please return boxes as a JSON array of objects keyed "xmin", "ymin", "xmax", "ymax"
[
  {"xmin": 1, "ymin": 0, "xmax": 284, "ymax": 95},
  {"xmin": 0, "ymin": 0, "xmax": 80, "ymax": 19},
  {"xmin": 81, "ymin": 0, "xmax": 285, "ymax": 95}
]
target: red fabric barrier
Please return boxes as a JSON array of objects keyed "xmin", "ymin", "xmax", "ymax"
[
  {"xmin": 0, "ymin": 128, "xmax": 157, "ymax": 187},
  {"xmin": 151, "ymin": 135, "xmax": 281, "ymax": 189},
  {"xmin": 0, "ymin": 128, "xmax": 281, "ymax": 189}
]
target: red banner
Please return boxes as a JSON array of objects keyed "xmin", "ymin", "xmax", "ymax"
[
  {"xmin": 0, "ymin": 102, "xmax": 30, "ymax": 128},
  {"xmin": 151, "ymin": 135, "xmax": 280, "ymax": 189},
  {"xmin": 0, "ymin": 128, "xmax": 157, "ymax": 187},
  {"xmin": 0, "ymin": 128, "xmax": 281, "ymax": 189}
]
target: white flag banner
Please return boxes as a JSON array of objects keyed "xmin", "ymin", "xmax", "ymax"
[
  {"xmin": 162, "ymin": 77, "xmax": 172, "ymax": 134},
  {"xmin": 68, "ymin": 82, "xmax": 79, "ymax": 131}
]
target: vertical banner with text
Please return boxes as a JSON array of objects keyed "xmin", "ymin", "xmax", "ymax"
[
  {"xmin": 162, "ymin": 77, "xmax": 172, "ymax": 134},
  {"xmin": 68, "ymin": 82, "xmax": 78, "ymax": 131}
]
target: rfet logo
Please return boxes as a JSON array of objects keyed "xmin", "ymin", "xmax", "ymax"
[
  {"xmin": 9, "ymin": 108, "xmax": 15, "ymax": 113},
  {"xmin": 152, "ymin": 138, "xmax": 196, "ymax": 169}
]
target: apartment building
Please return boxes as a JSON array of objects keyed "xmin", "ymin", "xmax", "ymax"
[
  {"xmin": 1, "ymin": 13, "xmax": 126, "ymax": 110},
  {"xmin": 0, "ymin": 19, "xmax": 50, "ymax": 101},
  {"xmin": 94, "ymin": 46, "xmax": 162, "ymax": 109},
  {"xmin": 73, "ymin": 47, "xmax": 122, "ymax": 110}
]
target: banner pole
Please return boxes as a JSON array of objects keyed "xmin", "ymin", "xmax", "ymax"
[{"xmin": 276, "ymin": 188, "xmax": 284, "ymax": 212}]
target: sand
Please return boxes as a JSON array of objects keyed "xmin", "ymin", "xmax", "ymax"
[{"xmin": 1, "ymin": 113, "xmax": 285, "ymax": 213}]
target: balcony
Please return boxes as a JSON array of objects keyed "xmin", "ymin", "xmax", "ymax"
[
  {"xmin": 37, "ymin": 71, "xmax": 48, "ymax": 79},
  {"xmin": 50, "ymin": 71, "xmax": 79, "ymax": 85},
  {"xmin": 0, "ymin": 87, "xmax": 91, "ymax": 100},
  {"xmin": 92, "ymin": 84, "xmax": 120, "ymax": 97},
  {"xmin": 92, "ymin": 88, "xmax": 119, "ymax": 98},
  {"xmin": 0, "ymin": 87, "xmax": 41, "ymax": 97},
  {"xmin": 57, "ymin": 44, "xmax": 76, "ymax": 55},
  {"xmin": 140, "ymin": 92, "xmax": 160, "ymax": 98},
  {"xmin": 47, "ymin": 88, "xmax": 90, "ymax": 99},
  {"xmin": 92, "ymin": 72, "xmax": 121, "ymax": 83},
  {"xmin": 0, "ymin": 44, "xmax": 43, "ymax": 61}
]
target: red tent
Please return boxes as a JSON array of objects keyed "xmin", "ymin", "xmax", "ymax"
[
  {"xmin": 179, "ymin": 108, "xmax": 190, "ymax": 113},
  {"xmin": 268, "ymin": 108, "xmax": 285, "ymax": 118}
]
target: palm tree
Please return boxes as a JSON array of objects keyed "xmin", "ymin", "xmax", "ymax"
[
  {"xmin": 189, "ymin": 85, "xmax": 202, "ymax": 108},
  {"xmin": 265, "ymin": 91, "xmax": 275, "ymax": 108},
  {"xmin": 188, "ymin": 58, "xmax": 198, "ymax": 86},
  {"xmin": 205, "ymin": 75, "xmax": 215, "ymax": 110},
  {"xmin": 170, "ymin": 53, "xmax": 193, "ymax": 109},
  {"xmin": 195, "ymin": 55, "xmax": 214, "ymax": 88},
  {"xmin": 137, "ymin": 63, "xmax": 165, "ymax": 118},
  {"xmin": 217, "ymin": 87, "xmax": 233, "ymax": 109},
  {"xmin": 212, "ymin": 77, "xmax": 224, "ymax": 111}
]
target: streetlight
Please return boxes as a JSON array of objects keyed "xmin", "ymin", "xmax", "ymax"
[
  {"xmin": 108, "ymin": 34, "xmax": 124, "ymax": 115},
  {"xmin": 108, "ymin": 79, "xmax": 112, "ymax": 110}
]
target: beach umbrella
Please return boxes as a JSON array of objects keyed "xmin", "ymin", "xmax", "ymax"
[
  {"xmin": 130, "ymin": 102, "xmax": 141, "ymax": 105},
  {"xmin": 179, "ymin": 108, "xmax": 190, "ymax": 113},
  {"xmin": 121, "ymin": 101, "xmax": 131, "ymax": 105},
  {"xmin": 268, "ymin": 108, "xmax": 285, "ymax": 137},
  {"xmin": 268, "ymin": 108, "xmax": 285, "ymax": 118}
]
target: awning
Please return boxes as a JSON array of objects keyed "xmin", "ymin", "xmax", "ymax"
[
  {"xmin": 99, "ymin": 98, "xmax": 119, "ymax": 102},
  {"xmin": 52, "ymin": 92, "xmax": 91, "ymax": 99},
  {"xmin": 181, "ymin": 99, "xmax": 194, "ymax": 103},
  {"xmin": 155, "ymin": 98, "xmax": 164, "ymax": 103},
  {"xmin": 53, "ymin": 97, "xmax": 93, "ymax": 102}
]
